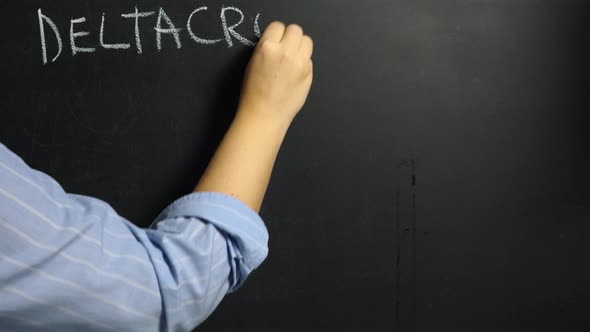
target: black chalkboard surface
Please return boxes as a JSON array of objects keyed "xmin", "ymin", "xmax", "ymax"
[{"xmin": 1, "ymin": 1, "xmax": 589, "ymax": 331}]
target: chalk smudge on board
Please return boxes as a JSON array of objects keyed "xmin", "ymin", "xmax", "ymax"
[{"xmin": 395, "ymin": 158, "xmax": 417, "ymax": 331}]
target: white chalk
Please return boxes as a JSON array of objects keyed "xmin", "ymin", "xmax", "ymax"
[
  {"xmin": 121, "ymin": 6, "xmax": 155, "ymax": 54},
  {"xmin": 187, "ymin": 6, "xmax": 222, "ymax": 45},
  {"xmin": 38, "ymin": 9, "xmax": 63, "ymax": 64},
  {"xmin": 37, "ymin": 5, "xmax": 263, "ymax": 62},
  {"xmin": 100, "ymin": 13, "xmax": 131, "ymax": 49},
  {"xmin": 254, "ymin": 13, "xmax": 261, "ymax": 38},
  {"xmin": 220, "ymin": 6, "xmax": 255, "ymax": 47},
  {"xmin": 70, "ymin": 17, "xmax": 95, "ymax": 55},
  {"xmin": 154, "ymin": 7, "xmax": 182, "ymax": 51}
]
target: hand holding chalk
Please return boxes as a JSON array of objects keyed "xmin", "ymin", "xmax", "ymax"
[
  {"xmin": 237, "ymin": 22, "xmax": 314, "ymax": 128},
  {"xmin": 194, "ymin": 22, "xmax": 313, "ymax": 212}
]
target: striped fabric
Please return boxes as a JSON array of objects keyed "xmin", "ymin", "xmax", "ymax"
[{"xmin": 0, "ymin": 142, "xmax": 269, "ymax": 331}]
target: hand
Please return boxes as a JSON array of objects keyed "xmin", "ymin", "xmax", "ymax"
[{"xmin": 237, "ymin": 22, "xmax": 314, "ymax": 127}]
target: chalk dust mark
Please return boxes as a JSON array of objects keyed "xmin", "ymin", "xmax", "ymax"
[{"xmin": 395, "ymin": 157, "xmax": 417, "ymax": 332}]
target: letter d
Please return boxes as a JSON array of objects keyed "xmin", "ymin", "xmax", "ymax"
[{"xmin": 38, "ymin": 9, "xmax": 63, "ymax": 64}]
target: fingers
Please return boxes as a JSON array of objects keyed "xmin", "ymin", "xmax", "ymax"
[
  {"xmin": 300, "ymin": 35, "xmax": 313, "ymax": 59},
  {"xmin": 260, "ymin": 21, "xmax": 285, "ymax": 43},
  {"xmin": 259, "ymin": 21, "xmax": 313, "ymax": 60},
  {"xmin": 281, "ymin": 24, "xmax": 303, "ymax": 53}
]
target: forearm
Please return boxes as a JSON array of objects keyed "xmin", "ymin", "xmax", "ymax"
[
  {"xmin": 193, "ymin": 108, "xmax": 290, "ymax": 213},
  {"xmin": 194, "ymin": 22, "xmax": 312, "ymax": 213}
]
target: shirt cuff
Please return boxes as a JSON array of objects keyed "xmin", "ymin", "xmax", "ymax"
[{"xmin": 151, "ymin": 192, "xmax": 269, "ymax": 273}]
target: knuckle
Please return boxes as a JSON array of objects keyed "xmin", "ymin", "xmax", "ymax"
[
  {"xmin": 288, "ymin": 24, "xmax": 303, "ymax": 33},
  {"xmin": 257, "ymin": 41, "xmax": 281, "ymax": 59},
  {"xmin": 270, "ymin": 21, "xmax": 285, "ymax": 29},
  {"xmin": 280, "ymin": 50, "xmax": 293, "ymax": 62},
  {"xmin": 258, "ymin": 40, "xmax": 273, "ymax": 52},
  {"xmin": 258, "ymin": 39, "xmax": 271, "ymax": 48}
]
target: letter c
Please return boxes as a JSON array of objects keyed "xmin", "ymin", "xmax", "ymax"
[{"xmin": 187, "ymin": 7, "xmax": 222, "ymax": 45}]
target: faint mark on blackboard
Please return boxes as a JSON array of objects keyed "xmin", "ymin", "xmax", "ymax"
[
  {"xmin": 395, "ymin": 177, "xmax": 401, "ymax": 326},
  {"xmin": 395, "ymin": 158, "xmax": 417, "ymax": 331}
]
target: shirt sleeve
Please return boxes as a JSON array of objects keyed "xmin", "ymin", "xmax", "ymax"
[
  {"xmin": 0, "ymin": 142, "xmax": 269, "ymax": 332},
  {"xmin": 124, "ymin": 192, "xmax": 269, "ymax": 330}
]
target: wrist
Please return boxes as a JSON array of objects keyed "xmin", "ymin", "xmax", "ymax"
[{"xmin": 235, "ymin": 103, "xmax": 293, "ymax": 135}]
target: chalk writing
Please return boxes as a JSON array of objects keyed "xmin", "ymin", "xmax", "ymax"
[
  {"xmin": 37, "ymin": 9, "xmax": 62, "ymax": 64},
  {"xmin": 120, "ymin": 6, "xmax": 155, "ymax": 54},
  {"xmin": 100, "ymin": 13, "xmax": 131, "ymax": 50},
  {"xmin": 70, "ymin": 17, "xmax": 95, "ymax": 55},
  {"xmin": 254, "ymin": 13, "xmax": 261, "ymax": 38},
  {"xmin": 37, "ymin": 5, "xmax": 262, "ymax": 64},
  {"xmin": 155, "ymin": 7, "xmax": 182, "ymax": 51},
  {"xmin": 220, "ymin": 6, "xmax": 255, "ymax": 47},
  {"xmin": 187, "ymin": 7, "xmax": 222, "ymax": 45}
]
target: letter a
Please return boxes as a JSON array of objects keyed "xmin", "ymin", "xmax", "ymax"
[{"xmin": 154, "ymin": 8, "xmax": 182, "ymax": 51}]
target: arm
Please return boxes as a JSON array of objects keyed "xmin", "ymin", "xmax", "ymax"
[
  {"xmin": 194, "ymin": 22, "xmax": 314, "ymax": 213},
  {"xmin": 0, "ymin": 22, "xmax": 313, "ymax": 332}
]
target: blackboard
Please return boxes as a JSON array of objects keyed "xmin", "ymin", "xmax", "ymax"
[{"xmin": 1, "ymin": 1, "xmax": 589, "ymax": 331}]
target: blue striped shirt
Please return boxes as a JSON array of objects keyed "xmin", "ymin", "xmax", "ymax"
[{"xmin": 0, "ymin": 142, "xmax": 269, "ymax": 331}]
